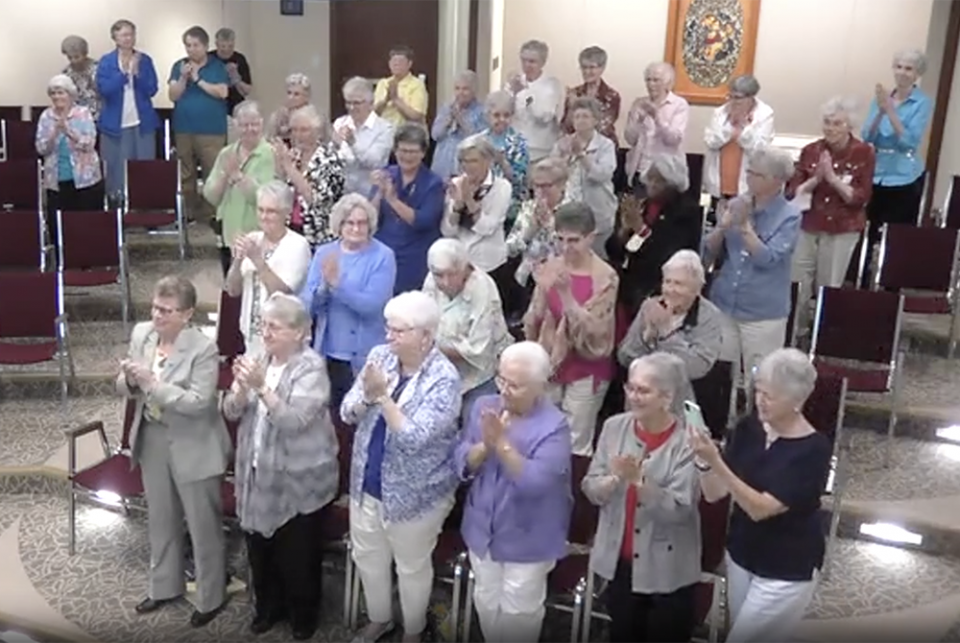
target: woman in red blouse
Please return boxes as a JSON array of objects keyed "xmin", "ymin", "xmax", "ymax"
[{"xmin": 786, "ymin": 96, "xmax": 875, "ymax": 332}]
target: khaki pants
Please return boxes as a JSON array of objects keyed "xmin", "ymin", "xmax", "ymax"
[
  {"xmin": 718, "ymin": 313, "xmax": 787, "ymax": 390},
  {"xmin": 469, "ymin": 550, "xmax": 555, "ymax": 643},
  {"xmin": 550, "ymin": 377, "xmax": 610, "ymax": 457},
  {"xmin": 791, "ymin": 230, "xmax": 861, "ymax": 331},
  {"xmin": 174, "ymin": 133, "xmax": 226, "ymax": 224}
]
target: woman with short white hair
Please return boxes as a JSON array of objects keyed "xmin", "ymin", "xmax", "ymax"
[
  {"xmin": 482, "ymin": 90, "xmax": 530, "ymax": 224},
  {"xmin": 341, "ymin": 290, "xmax": 462, "ymax": 643},
  {"xmin": 505, "ymin": 40, "xmax": 565, "ymax": 163},
  {"xmin": 35, "ymin": 74, "xmax": 105, "ymax": 239},
  {"xmin": 266, "ymin": 73, "xmax": 312, "ymax": 140},
  {"xmin": 60, "ymin": 35, "xmax": 100, "ymax": 122},
  {"xmin": 424, "ymin": 238, "xmax": 513, "ymax": 421},
  {"xmin": 275, "ymin": 104, "xmax": 346, "ymax": 247},
  {"xmin": 333, "ymin": 76, "xmax": 395, "ymax": 197},
  {"xmin": 585, "ymin": 351, "xmax": 703, "ymax": 642},
  {"xmin": 690, "ymin": 347, "xmax": 831, "ymax": 643},
  {"xmin": 455, "ymin": 340, "xmax": 571, "ymax": 642},
  {"xmin": 226, "ymin": 180, "xmax": 312, "ymax": 355},
  {"xmin": 787, "ymin": 97, "xmax": 875, "ymax": 331},
  {"xmin": 625, "ymin": 61, "xmax": 690, "ymax": 190},
  {"xmin": 431, "ymin": 70, "xmax": 488, "ymax": 179}
]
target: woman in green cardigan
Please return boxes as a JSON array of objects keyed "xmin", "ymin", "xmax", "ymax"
[{"xmin": 204, "ymin": 100, "xmax": 277, "ymax": 274}]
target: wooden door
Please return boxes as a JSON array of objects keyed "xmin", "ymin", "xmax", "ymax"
[{"xmin": 329, "ymin": 0, "xmax": 440, "ymax": 122}]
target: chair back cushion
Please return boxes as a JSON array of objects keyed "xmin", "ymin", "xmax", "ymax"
[
  {"xmin": 813, "ymin": 287, "xmax": 901, "ymax": 364},
  {"xmin": 127, "ymin": 160, "xmax": 177, "ymax": 211},
  {"xmin": 216, "ymin": 290, "xmax": 246, "ymax": 358},
  {"xmin": 3, "ymin": 121, "xmax": 37, "ymax": 162},
  {"xmin": 879, "ymin": 224, "xmax": 958, "ymax": 293},
  {"xmin": 691, "ymin": 360, "xmax": 733, "ymax": 440},
  {"xmin": 0, "ymin": 210, "xmax": 42, "ymax": 269},
  {"xmin": 802, "ymin": 373, "xmax": 846, "ymax": 447},
  {"xmin": 699, "ymin": 494, "xmax": 730, "ymax": 573},
  {"xmin": 59, "ymin": 210, "xmax": 120, "ymax": 270},
  {"xmin": 0, "ymin": 159, "xmax": 40, "ymax": 210},
  {"xmin": 0, "ymin": 271, "xmax": 58, "ymax": 339},
  {"xmin": 569, "ymin": 454, "xmax": 599, "ymax": 546}
]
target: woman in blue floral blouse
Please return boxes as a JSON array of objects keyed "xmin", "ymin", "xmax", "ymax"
[
  {"xmin": 430, "ymin": 70, "xmax": 488, "ymax": 180},
  {"xmin": 482, "ymin": 90, "xmax": 530, "ymax": 227}
]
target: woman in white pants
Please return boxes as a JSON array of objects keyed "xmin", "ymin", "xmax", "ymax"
[
  {"xmin": 341, "ymin": 291, "xmax": 463, "ymax": 643},
  {"xmin": 689, "ymin": 349, "xmax": 831, "ymax": 642}
]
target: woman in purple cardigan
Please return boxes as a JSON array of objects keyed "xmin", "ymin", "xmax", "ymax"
[{"xmin": 454, "ymin": 340, "xmax": 572, "ymax": 642}]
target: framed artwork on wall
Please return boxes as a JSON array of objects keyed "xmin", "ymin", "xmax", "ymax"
[
  {"xmin": 663, "ymin": 0, "xmax": 762, "ymax": 106},
  {"xmin": 280, "ymin": 0, "xmax": 305, "ymax": 16}
]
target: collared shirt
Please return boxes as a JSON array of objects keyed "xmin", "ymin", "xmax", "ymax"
[
  {"xmin": 706, "ymin": 193, "xmax": 801, "ymax": 322},
  {"xmin": 785, "ymin": 137, "xmax": 875, "ymax": 235},
  {"xmin": 430, "ymin": 99, "xmax": 487, "ymax": 179},
  {"xmin": 168, "ymin": 56, "xmax": 229, "ymax": 135},
  {"xmin": 209, "ymin": 50, "xmax": 252, "ymax": 114},
  {"xmin": 202, "ymin": 139, "xmax": 276, "ymax": 245},
  {"xmin": 703, "ymin": 99, "xmax": 776, "ymax": 197},
  {"xmin": 510, "ymin": 73, "xmax": 565, "ymax": 161},
  {"xmin": 374, "ymin": 73, "xmax": 429, "ymax": 127},
  {"xmin": 440, "ymin": 171, "xmax": 512, "ymax": 272},
  {"xmin": 563, "ymin": 79, "xmax": 622, "ymax": 146},
  {"xmin": 333, "ymin": 111, "xmax": 395, "ymax": 197},
  {"xmin": 454, "ymin": 395, "xmax": 572, "ymax": 563},
  {"xmin": 484, "ymin": 126, "xmax": 529, "ymax": 220},
  {"xmin": 861, "ymin": 85, "xmax": 932, "ymax": 187},
  {"xmin": 624, "ymin": 91, "xmax": 690, "ymax": 178},
  {"xmin": 423, "ymin": 269, "xmax": 513, "ymax": 393},
  {"xmin": 374, "ymin": 164, "xmax": 445, "ymax": 294}
]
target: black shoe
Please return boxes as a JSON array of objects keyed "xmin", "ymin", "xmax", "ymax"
[
  {"xmin": 135, "ymin": 596, "xmax": 179, "ymax": 614},
  {"xmin": 250, "ymin": 612, "xmax": 282, "ymax": 635},
  {"xmin": 291, "ymin": 624, "xmax": 316, "ymax": 641},
  {"xmin": 190, "ymin": 601, "xmax": 227, "ymax": 627}
]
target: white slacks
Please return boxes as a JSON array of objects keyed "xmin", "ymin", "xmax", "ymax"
[
  {"xmin": 469, "ymin": 551, "xmax": 555, "ymax": 643},
  {"xmin": 550, "ymin": 377, "xmax": 609, "ymax": 457},
  {"xmin": 718, "ymin": 313, "xmax": 787, "ymax": 389},
  {"xmin": 725, "ymin": 554, "xmax": 817, "ymax": 643},
  {"xmin": 791, "ymin": 230, "xmax": 861, "ymax": 329},
  {"xmin": 350, "ymin": 493, "xmax": 454, "ymax": 635}
]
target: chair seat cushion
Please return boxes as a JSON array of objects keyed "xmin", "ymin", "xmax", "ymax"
[
  {"xmin": 221, "ymin": 479, "xmax": 236, "ymax": 518},
  {"xmin": 814, "ymin": 360, "xmax": 890, "ymax": 393},
  {"xmin": 694, "ymin": 580, "xmax": 714, "ymax": 626},
  {"xmin": 0, "ymin": 340, "xmax": 57, "ymax": 364},
  {"xmin": 218, "ymin": 363, "xmax": 234, "ymax": 391},
  {"xmin": 123, "ymin": 211, "xmax": 176, "ymax": 228},
  {"xmin": 904, "ymin": 294, "xmax": 950, "ymax": 315},
  {"xmin": 433, "ymin": 530, "xmax": 465, "ymax": 566},
  {"xmin": 72, "ymin": 453, "xmax": 144, "ymax": 497},
  {"xmin": 548, "ymin": 553, "xmax": 588, "ymax": 596},
  {"xmin": 319, "ymin": 502, "xmax": 349, "ymax": 542},
  {"xmin": 63, "ymin": 268, "xmax": 119, "ymax": 287}
]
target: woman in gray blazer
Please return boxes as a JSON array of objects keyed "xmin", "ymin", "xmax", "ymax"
[
  {"xmin": 223, "ymin": 293, "xmax": 339, "ymax": 640},
  {"xmin": 582, "ymin": 352, "xmax": 702, "ymax": 643}
]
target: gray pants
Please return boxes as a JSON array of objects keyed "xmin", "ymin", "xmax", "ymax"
[{"xmin": 139, "ymin": 422, "xmax": 226, "ymax": 612}]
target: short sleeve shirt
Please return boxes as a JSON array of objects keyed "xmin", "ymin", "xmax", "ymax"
[{"xmin": 169, "ymin": 57, "xmax": 230, "ymax": 135}]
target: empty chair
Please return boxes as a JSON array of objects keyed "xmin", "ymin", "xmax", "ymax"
[
  {"xmin": 215, "ymin": 289, "xmax": 246, "ymax": 390},
  {"xmin": 0, "ymin": 159, "xmax": 42, "ymax": 212},
  {"xmin": 942, "ymin": 175, "xmax": 960, "ymax": 230},
  {"xmin": 1, "ymin": 119, "xmax": 37, "ymax": 161},
  {"xmin": 0, "ymin": 210, "xmax": 45, "ymax": 270},
  {"xmin": 124, "ymin": 158, "xmax": 187, "ymax": 259},
  {"xmin": 0, "ymin": 106, "xmax": 23, "ymax": 121}
]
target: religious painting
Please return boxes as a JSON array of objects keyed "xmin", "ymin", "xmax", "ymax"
[{"xmin": 664, "ymin": 0, "xmax": 762, "ymax": 106}]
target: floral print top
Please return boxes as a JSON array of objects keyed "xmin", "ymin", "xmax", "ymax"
[
  {"xmin": 563, "ymin": 79, "xmax": 621, "ymax": 147},
  {"xmin": 35, "ymin": 105, "xmax": 102, "ymax": 190},
  {"xmin": 505, "ymin": 196, "xmax": 571, "ymax": 285},
  {"xmin": 288, "ymin": 142, "xmax": 346, "ymax": 247},
  {"xmin": 63, "ymin": 60, "xmax": 100, "ymax": 123},
  {"xmin": 483, "ymin": 126, "xmax": 529, "ymax": 221}
]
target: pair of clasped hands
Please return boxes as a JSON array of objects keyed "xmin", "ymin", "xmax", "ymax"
[
  {"xmin": 231, "ymin": 356, "xmax": 266, "ymax": 394},
  {"xmin": 119, "ymin": 358, "xmax": 156, "ymax": 392},
  {"xmin": 716, "ymin": 196, "xmax": 756, "ymax": 233}
]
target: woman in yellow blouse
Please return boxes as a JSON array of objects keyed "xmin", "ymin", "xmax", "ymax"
[{"xmin": 204, "ymin": 100, "xmax": 277, "ymax": 275}]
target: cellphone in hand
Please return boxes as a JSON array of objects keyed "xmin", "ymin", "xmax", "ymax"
[{"xmin": 683, "ymin": 400, "xmax": 708, "ymax": 434}]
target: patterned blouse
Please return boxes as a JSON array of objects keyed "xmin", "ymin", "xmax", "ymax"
[
  {"xmin": 288, "ymin": 142, "xmax": 346, "ymax": 247},
  {"xmin": 505, "ymin": 196, "xmax": 571, "ymax": 285},
  {"xmin": 35, "ymin": 105, "xmax": 102, "ymax": 190},
  {"xmin": 341, "ymin": 344, "xmax": 462, "ymax": 523},
  {"xmin": 563, "ymin": 80, "xmax": 622, "ymax": 147},
  {"xmin": 483, "ymin": 126, "xmax": 529, "ymax": 221},
  {"xmin": 63, "ymin": 60, "xmax": 100, "ymax": 123}
]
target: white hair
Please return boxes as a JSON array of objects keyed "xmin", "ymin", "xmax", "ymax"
[
  {"xmin": 629, "ymin": 352, "xmax": 689, "ymax": 416},
  {"xmin": 285, "ymin": 73, "xmax": 312, "ymax": 93},
  {"xmin": 500, "ymin": 341, "xmax": 551, "ymax": 384},
  {"xmin": 893, "ymin": 48, "xmax": 927, "ymax": 76},
  {"xmin": 747, "ymin": 147, "xmax": 796, "ymax": 182},
  {"xmin": 457, "ymin": 133, "xmax": 496, "ymax": 161},
  {"xmin": 643, "ymin": 153, "xmax": 689, "ymax": 192},
  {"xmin": 233, "ymin": 100, "xmax": 262, "ymax": 121},
  {"xmin": 729, "ymin": 74, "xmax": 761, "ymax": 97},
  {"xmin": 256, "ymin": 180, "xmax": 294, "ymax": 214},
  {"xmin": 330, "ymin": 193, "xmax": 378, "ymax": 236},
  {"xmin": 427, "ymin": 238, "xmax": 470, "ymax": 272},
  {"xmin": 289, "ymin": 103, "xmax": 322, "ymax": 129},
  {"xmin": 384, "ymin": 291, "xmax": 441, "ymax": 335},
  {"xmin": 531, "ymin": 156, "xmax": 569, "ymax": 184},
  {"xmin": 484, "ymin": 90, "xmax": 514, "ymax": 115},
  {"xmin": 454, "ymin": 70, "xmax": 478, "ymax": 91},
  {"xmin": 47, "ymin": 74, "xmax": 78, "ymax": 97},
  {"xmin": 645, "ymin": 61, "xmax": 676, "ymax": 85},
  {"xmin": 261, "ymin": 292, "xmax": 311, "ymax": 333},
  {"xmin": 520, "ymin": 40, "xmax": 550, "ymax": 62},
  {"xmin": 820, "ymin": 95, "xmax": 860, "ymax": 128},
  {"xmin": 342, "ymin": 76, "xmax": 374, "ymax": 103},
  {"xmin": 757, "ymin": 348, "xmax": 817, "ymax": 406},
  {"xmin": 661, "ymin": 249, "xmax": 706, "ymax": 287}
]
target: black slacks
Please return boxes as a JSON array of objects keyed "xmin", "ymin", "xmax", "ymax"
[
  {"xmin": 854, "ymin": 176, "xmax": 924, "ymax": 287},
  {"xmin": 325, "ymin": 357, "xmax": 355, "ymax": 421},
  {"xmin": 46, "ymin": 180, "xmax": 105, "ymax": 245},
  {"xmin": 607, "ymin": 560, "xmax": 697, "ymax": 643},
  {"xmin": 245, "ymin": 507, "xmax": 325, "ymax": 631}
]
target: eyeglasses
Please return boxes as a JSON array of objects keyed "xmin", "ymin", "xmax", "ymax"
[
  {"xmin": 151, "ymin": 303, "xmax": 182, "ymax": 316},
  {"xmin": 385, "ymin": 324, "xmax": 414, "ymax": 338},
  {"xmin": 495, "ymin": 375, "xmax": 526, "ymax": 393}
]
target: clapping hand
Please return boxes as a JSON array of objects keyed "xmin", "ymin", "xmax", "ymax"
[
  {"xmin": 121, "ymin": 358, "xmax": 155, "ymax": 391},
  {"xmin": 875, "ymin": 83, "xmax": 889, "ymax": 111},
  {"xmin": 556, "ymin": 135, "xmax": 574, "ymax": 157},
  {"xmin": 533, "ymin": 257, "xmax": 567, "ymax": 291},
  {"xmin": 189, "ymin": 64, "xmax": 200, "ymax": 83},
  {"xmin": 362, "ymin": 362, "xmax": 389, "ymax": 402},
  {"xmin": 638, "ymin": 98, "xmax": 657, "ymax": 118},
  {"xmin": 180, "ymin": 62, "xmax": 193, "ymax": 82},
  {"xmin": 129, "ymin": 52, "xmax": 140, "ymax": 77},
  {"xmin": 816, "ymin": 150, "xmax": 835, "ymax": 181},
  {"xmin": 480, "ymin": 407, "xmax": 508, "ymax": 450},
  {"xmin": 387, "ymin": 78, "xmax": 399, "ymax": 101},
  {"xmin": 336, "ymin": 125, "xmax": 355, "ymax": 146},
  {"xmin": 639, "ymin": 296, "xmax": 672, "ymax": 337},
  {"xmin": 507, "ymin": 72, "xmax": 524, "ymax": 94},
  {"xmin": 611, "ymin": 454, "xmax": 642, "ymax": 484},
  {"xmin": 321, "ymin": 251, "xmax": 340, "ymax": 288},
  {"xmin": 235, "ymin": 356, "xmax": 266, "ymax": 391}
]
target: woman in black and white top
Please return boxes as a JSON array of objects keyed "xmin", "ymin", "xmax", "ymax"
[{"xmin": 689, "ymin": 348, "xmax": 831, "ymax": 643}]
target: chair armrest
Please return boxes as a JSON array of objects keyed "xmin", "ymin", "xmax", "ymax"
[{"xmin": 63, "ymin": 420, "xmax": 106, "ymax": 439}]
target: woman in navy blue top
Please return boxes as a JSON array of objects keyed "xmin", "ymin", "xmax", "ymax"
[
  {"xmin": 372, "ymin": 124, "xmax": 445, "ymax": 295},
  {"xmin": 689, "ymin": 348, "xmax": 830, "ymax": 642}
]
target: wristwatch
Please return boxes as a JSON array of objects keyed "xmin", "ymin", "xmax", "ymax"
[{"xmin": 695, "ymin": 460, "xmax": 712, "ymax": 473}]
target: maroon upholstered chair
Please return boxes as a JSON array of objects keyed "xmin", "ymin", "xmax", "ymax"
[
  {"xmin": 1, "ymin": 120, "xmax": 37, "ymax": 161},
  {"xmin": 0, "ymin": 159, "xmax": 42, "ymax": 212},
  {"xmin": 65, "ymin": 398, "xmax": 145, "ymax": 554},
  {"xmin": 56, "ymin": 209, "xmax": 131, "ymax": 331},
  {"xmin": 691, "ymin": 360, "xmax": 734, "ymax": 441},
  {"xmin": 696, "ymin": 494, "xmax": 732, "ymax": 642},
  {"xmin": 0, "ymin": 209, "xmax": 45, "ymax": 270},
  {"xmin": 785, "ymin": 280, "xmax": 801, "ymax": 347},
  {"xmin": 215, "ymin": 290, "xmax": 246, "ymax": 391},
  {"xmin": 810, "ymin": 286, "xmax": 904, "ymax": 466},
  {"xmin": 328, "ymin": 424, "xmax": 357, "ymax": 626},
  {"xmin": 0, "ymin": 107, "xmax": 22, "ymax": 122},
  {"xmin": 123, "ymin": 158, "xmax": 187, "ymax": 259}
]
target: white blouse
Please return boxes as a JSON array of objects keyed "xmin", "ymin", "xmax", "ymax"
[{"xmin": 440, "ymin": 172, "xmax": 512, "ymax": 272}]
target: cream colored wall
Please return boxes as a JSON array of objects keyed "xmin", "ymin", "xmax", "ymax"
[{"xmin": 492, "ymin": 0, "xmax": 935, "ymax": 153}]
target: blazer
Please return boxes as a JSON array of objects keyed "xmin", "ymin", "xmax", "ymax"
[
  {"xmin": 116, "ymin": 322, "xmax": 230, "ymax": 484},
  {"xmin": 582, "ymin": 412, "xmax": 702, "ymax": 594},
  {"xmin": 223, "ymin": 347, "xmax": 339, "ymax": 538},
  {"xmin": 95, "ymin": 49, "xmax": 160, "ymax": 137}
]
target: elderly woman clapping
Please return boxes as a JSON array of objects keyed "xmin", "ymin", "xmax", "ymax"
[
  {"xmin": 204, "ymin": 100, "xmax": 277, "ymax": 275},
  {"xmin": 430, "ymin": 70, "xmax": 488, "ymax": 179},
  {"xmin": 223, "ymin": 293, "xmax": 339, "ymax": 640},
  {"xmin": 455, "ymin": 341, "xmax": 572, "ymax": 642},
  {"xmin": 341, "ymin": 290, "xmax": 462, "ymax": 643},
  {"xmin": 333, "ymin": 76, "xmax": 395, "ymax": 197},
  {"xmin": 226, "ymin": 181, "xmax": 312, "ymax": 355},
  {"xmin": 787, "ymin": 97, "xmax": 875, "ymax": 330},
  {"xmin": 624, "ymin": 62, "xmax": 689, "ymax": 189},
  {"xmin": 690, "ymin": 348, "xmax": 831, "ymax": 642},
  {"xmin": 266, "ymin": 73, "xmax": 312, "ymax": 141},
  {"xmin": 423, "ymin": 238, "xmax": 513, "ymax": 421},
  {"xmin": 275, "ymin": 104, "xmax": 346, "ymax": 247},
  {"xmin": 60, "ymin": 35, "xmax": 100, "ymax": 122},
  {"xmin": 482, "ymin": 90, "xmax": 530, "ymax": 224},
  {"xmin": 584, "ymin": 352, "xmax": 703, "ymax": 643}
]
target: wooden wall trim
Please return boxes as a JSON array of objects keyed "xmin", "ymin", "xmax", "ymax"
[
  {"xmin": 468, "ymin": 0, "xmax": 479, "ymax": 72},
  {"xmin": 923, "ymin": 0, "xmax": 960, "ymax": 221}
]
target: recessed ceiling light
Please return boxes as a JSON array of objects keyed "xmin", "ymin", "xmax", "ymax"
[{"xmin": 859, "ymin": 521, "xmax": 923, "ymax": 546}]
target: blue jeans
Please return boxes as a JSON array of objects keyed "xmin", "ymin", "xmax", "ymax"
[
  {"xmin": 101, "ymin": 126, "xmax": 156, "ymax": 198},
  {"xmin": 461, "ymin": 378, "xmax": 498, "ymax": 425}
]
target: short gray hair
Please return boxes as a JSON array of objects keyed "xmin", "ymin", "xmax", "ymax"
[
  {"xmin": 257, "ymin": 180, "xmax": 295, "ymax": 215},
  {"xmin": 645, "ymin": 61, "xmax": 676, "ymax": 84},
  {"xmin": 61, "ymin": 35, "xmax": 89, "ymax": 57},
  {"xmin": 757, "ymin": 348, "xmax": 817, "ymax": 406},
  {"xmin": 394, "ymin": 123, "xmax": 429, "ymax": 152},
  {"xmin": 154, "ymin": 275, "xmax": 197, "ymax": 310},
  {"xmin": 820, "ymin": 95, "xmax": 860, "ymax": 128},
  {"xmin": 484, "ymin": 90, "xmax": 514, "ymax": 115},
  {"xmin": 747, "ymin": 147, "xmax": 795, "ymax": 182},
  {"xmin": 643, "ymin": 153, "xmax": 690, "ymax": 192},
  {"xmin": 234, "ymin": 100, "xmax": 262, "ymax": 121},
  {"xmin": 110, "ymin": 20, "xmax": 136, "ymax": 37},
  {"xmin": 567, "ymin": 96, "xmax": 602, "ymax": 121},
  {"xmin": 729, "ymin": 74, "xmax": 761, "ymax": 97},
  {"xmin": 629, "ymin": 352, "xmax": 689, "ymax": 415},
  {"xmin": 384, "ymin": 291, "xmax": 441, "ymax": 335},
  {"xmin": 553, "ymin": 201, "xmax": 596, "ymax": 235},
  {"xmin": 286, "ymin": 73, "xmax": 312, "ymax": 94},
  {"xmin": 530, "ymin": 156, "xmax": 569, "ymax": 185},
  {"xmin": 661, "ymin": 249, "xmax": 705, "ymax": 287},
  {"xmin": 47, "ymin": 74, "xmax": 78, "ymax": 97},
  {"xmin": 289, "ymin": 104, "xmax": 330, "ymax": 141},
  {"xmin": 457, "ymin": 133, "xmax": 496, "ymax": 161},
  {"xmin": 427, "ymin": 238, "xmax": 470, "ymax": 272},
  {"xmin": 454, "ymin": 70, "xmax": 479, "ymax": 91},
  {"xmin": 578, "ymin": 46, "xmax": 607, "ymax": 68},
  {"xmin": 330, "ymin": 193, "xmax": 378, "ymax": 236},
  {"xmin": 261, "ymin": 292, "xmax": 311, "ymax": 334},
  {"xmin": 215, "ymin": 27, "xmax": 236, "ymax": 42},
  {"xmin": 893, "ymin": 48, "xmax": 927, "ymax": 76},
  {"xmin": 343, "ymin": 76, "xmax": 374, "ymax": 103},
  {"xmin": 500, "ymin": 341, "xmax": 551, "ymax": 384},
  {"xmin": 520, "ymin": 39, "xmax": 549, "ymax": 63}
]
